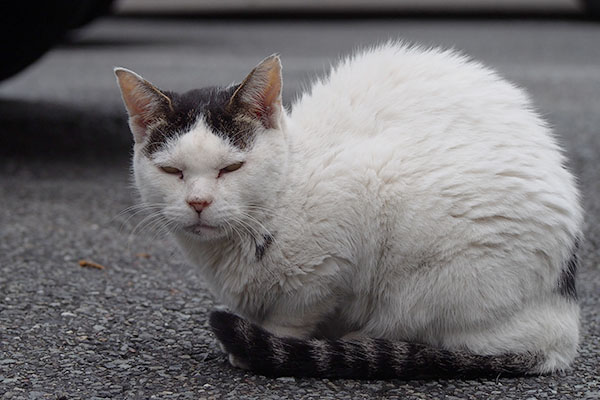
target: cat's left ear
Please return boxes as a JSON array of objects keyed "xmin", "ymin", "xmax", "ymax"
[{"xmin": 229, "ymin": 55, "xmax": 283, "ymax": 130}]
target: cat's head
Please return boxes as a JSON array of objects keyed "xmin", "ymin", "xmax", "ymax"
[{"xmin": 115, "ymin": 56, "xmax": 288, "ymax": 242}]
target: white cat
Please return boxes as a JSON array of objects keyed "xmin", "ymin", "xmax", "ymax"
[{"xmin": 115, "ymin": 43, "xmax": 583, "ymax": 379}]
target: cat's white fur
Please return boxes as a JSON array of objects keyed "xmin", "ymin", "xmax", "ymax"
[{"xmin": 130, "ymin": 43, "xmax": 582, "ymax": 373}]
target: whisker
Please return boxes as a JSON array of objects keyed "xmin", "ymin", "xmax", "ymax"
[{"xmin": 114, "ymin": 202, "xmax": 172, "ymax": 232}]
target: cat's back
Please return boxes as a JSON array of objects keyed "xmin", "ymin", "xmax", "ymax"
[
  {"xmin": 291, "ymin": 42, "xmax": 535, "ymax": 145},
  {"xmin": 289, "ymin": 43, "xmax": 574, "ymax": 202},
  {"xmin": 288, "ymin": 42, "xmax": 581, "ymax": 262}
]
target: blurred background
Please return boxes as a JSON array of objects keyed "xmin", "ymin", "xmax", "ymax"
[
  {"xmin": 0, "ymin": 0, "xmax": 598, "ymax": 161},
  {"xmin": 1, "ymin": 1, "xmax": 599, "ymax": 398}
]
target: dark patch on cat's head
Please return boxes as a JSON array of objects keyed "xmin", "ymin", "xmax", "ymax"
[
  {"xmin": 117, "ymin": 57, "xmax": 282, "ymax": 156},
  {"xmin": 143, "ymin": 84, "xmax": 258, "ymax": 156},
  {"xmin": 203, "ymin": 85, "xmax": 259, "ymax": 150}
]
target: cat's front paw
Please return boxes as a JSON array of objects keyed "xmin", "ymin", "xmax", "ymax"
[
  {"xmin": 211, "ymin": 310, "xmax": 258, "ymax": 371},
  {"xmin": 216, "ymin": 339, "xmax": 249, "ymax": 370},
  {"xmin": 228, "ymin": 353, "xmax": 249, "ymax": 370}
]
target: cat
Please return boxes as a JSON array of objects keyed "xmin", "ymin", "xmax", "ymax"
[{"xmin": 115, "ymin": 42, "xmax": 583, "ymax": 379}]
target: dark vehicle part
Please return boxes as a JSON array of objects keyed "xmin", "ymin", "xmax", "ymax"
[
  {"xmin": 0, "ymin": 0, "xmax": 115, "ymax": 81},
  {"xmin": 582, "ymin": 0, "xmax": 600, "ymax": 17}
]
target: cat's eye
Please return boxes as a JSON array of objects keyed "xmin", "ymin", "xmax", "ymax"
[
  {"xmin": 160, "ymin": 166, "xmax": 183, "ymax": 178},
  {"xmin": 218, "ymin": 162, "xmax": 244, "ymax": 177}
]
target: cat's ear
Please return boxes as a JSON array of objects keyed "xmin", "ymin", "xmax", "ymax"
[
  {"xmin": 114, "ymin": 67, "xmax": 173, "ymax": 143},
  {"xmin": 229, "ymin": 55, "xmax": 283, "ymax": 130}
]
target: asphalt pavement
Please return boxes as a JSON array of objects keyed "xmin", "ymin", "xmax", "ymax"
[{"xmin": 1, "ymin": 15, "xmax": 599, "ymax": 399}]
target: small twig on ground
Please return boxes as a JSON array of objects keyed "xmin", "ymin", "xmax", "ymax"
[{"xmin": 78, "ymin": 260, "xmax": 106, "ymax": 270}]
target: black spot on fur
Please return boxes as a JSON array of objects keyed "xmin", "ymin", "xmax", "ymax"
[
  {"xmin": 557, "ymin": 238, "xmax": 580, "ymax": 300},
  {"xmin": 255, "ymin": 234, "xmax": 274, "ymax": 261},
  {"xmin": 327, "ymin": 340, "xmax": 351, "ymax": 377},
  {"xmin": 143, "ymin": 84, "xmax": 257, "ymax": 156}
]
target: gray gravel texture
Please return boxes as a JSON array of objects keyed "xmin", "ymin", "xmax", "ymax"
[{"xmin": 1, "ymin": 16, "xmax": 599, "ymax": 399}]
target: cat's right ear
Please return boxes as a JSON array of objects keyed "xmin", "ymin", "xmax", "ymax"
[{"xmin": 114, "ymin": 68, "xmax": 173, "ymax": 143}]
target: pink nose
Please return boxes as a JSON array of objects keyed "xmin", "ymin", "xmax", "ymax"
[{"xmin": 188, "ymin": 200, "xmax": 212, "ymax": 214}]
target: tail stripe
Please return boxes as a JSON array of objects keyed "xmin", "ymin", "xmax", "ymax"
[
  {"xmin": 289, "ymin": 338, "xmax": 315, "ymax": 374},
  {"xmin": 328, "ymin": 339, "xmax": 351, "ymax": 377},
  {"xmin": 309, "ymin": 338, "xmax": 331, "ymax": 373},
  {"xmin": 361, "ymin": 338, "xmax": 380, "ymax": 376},
  {"xmin": 375, "ymin": 338, "xmax": 400, "ymax": 379}
]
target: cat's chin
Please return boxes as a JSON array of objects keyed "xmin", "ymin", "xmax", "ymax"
[{"xmin": 182, "ymin": 223, "xmax": 224, "ymax": 240}]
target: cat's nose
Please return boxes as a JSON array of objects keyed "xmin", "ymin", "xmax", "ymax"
[{"xmin": 187, "ymin": 199, "xmax": 212, "ymax": 214}]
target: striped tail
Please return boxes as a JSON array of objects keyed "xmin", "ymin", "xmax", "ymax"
[{"xmin": 210, "ymin": 310, "xmax": 542, "ymax": 380}]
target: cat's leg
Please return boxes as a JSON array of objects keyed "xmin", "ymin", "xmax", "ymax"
[
  {"xmin": 260, "ymin": 322, "xmax": 308, "ymax": 338},
  {"xmin": 260, "ymin": 269, "xmax": 347, "ymax": 339},
  {"xmin": 211, "ymin": 310, "xmax": 324, "ymax": 371},
  {"xmin": 216, "ymin": 257, "xmax": 351, "ymax": 368},
  {"xmin": 214, "ymin": 297, "xmax": 340, "ymax": 370},
  {"xmin": 260, "ymin": 293, "xmax": 357, "ymax": 340},
  {"xmin": 442, "ymin": 295, "xmax": 580, "ymax": 373}
]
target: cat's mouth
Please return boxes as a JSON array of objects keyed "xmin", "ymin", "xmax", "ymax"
[{"xmin": 185, "ymin": 223, "xmax": 219, "ymax": 234}]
